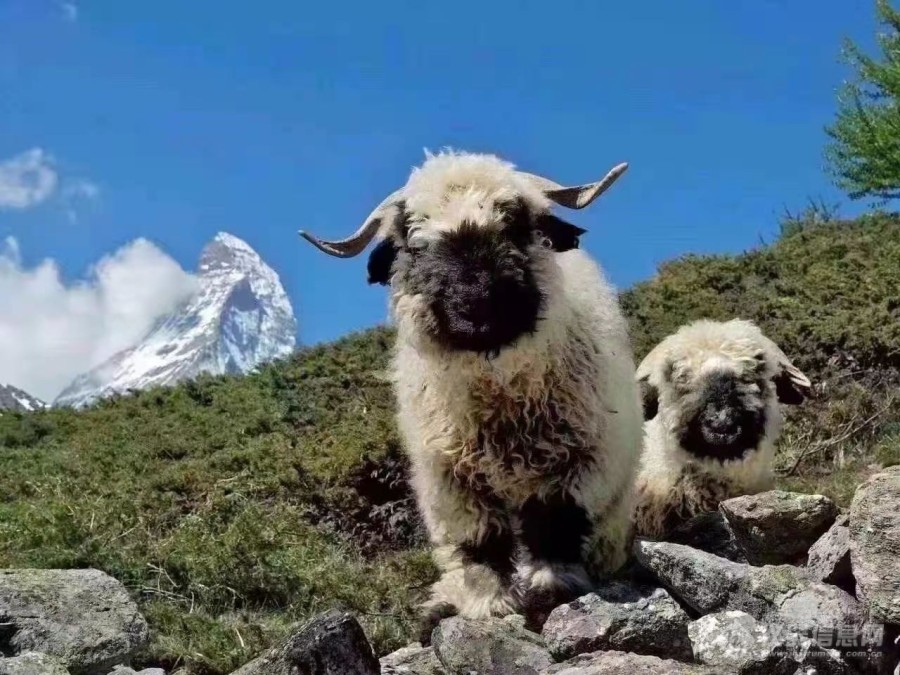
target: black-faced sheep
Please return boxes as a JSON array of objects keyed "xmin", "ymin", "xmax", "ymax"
[
  {"xmin": 300, "ymin": 150, "xmax": 643, "ymax": 632},
  {"xmin": 633, "ymin": 318, "xmax": 811, "ymax": 538}
]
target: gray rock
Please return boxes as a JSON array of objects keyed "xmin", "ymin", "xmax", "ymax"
[
  {"xmin": 632, "ymin": 539, "xmax": 750, "ymax": 614},
  {"xmin": 688, "ymin": 610, "xmax": 847, "ymax": 675},
  {"xmin": 666, "ymin": 510, "xmax": 747, "ymax": 563},
  {"xmin": 720, "ymin": 490, "xmax": 839, "ymax": 565},
  {"xmin": 229, "ymin": 611, "xmax": 378, "ymax": 675},
  {"xmin": 772, "ymin": 577, "xmax": 863, "ymax": 637},
  {"xmin": 850, "ymin": 466, "xmax": 900, "ymax": 624},
  {"xmin": 0, "ymin": 569, "xmax": 149, "ymax": 675},
  {"xmin": 541, "ymin": 582, "xmax": 691, "ymax": 661},
  {"xmin": 0, "ymin": 652, "xmax": 70, "ymax": 675},
  {"xmin": 633, "ymin": 540, "xmax": 864, "ymax": 638},
  {"xmin": 107, "ymin": 668, "xmax": 166, "ymax": 675},
  {"xmin": 380, "ymin": 644, "xmax": 448, "ymax": 675},
  {"xmin": 807, "ymin": 515, "xmax": 853, "ymax": 589},
  {"xmin": 432, "ymin": 616, "xmax": 553, "ymax": 675},
  {"xmin": 540, "ymin": 650, "xmax": 717, "ymax": 674}
]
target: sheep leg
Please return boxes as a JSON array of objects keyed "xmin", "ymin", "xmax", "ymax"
[
  {"xmin": 515, "ymin": 492, "xmax": 594, "ymax": 629},
  {"xmin": 414, "ymin": 468, "xmax": 518, "ymax": 643}
]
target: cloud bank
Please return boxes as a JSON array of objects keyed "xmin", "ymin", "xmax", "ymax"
[
  {"xmin": 59, "ymin": 1, "xmax": 78, "ymax": 22},
  {"xmin": 0, "ymin": 149, "xmax": 59, "ymax": 210},
  {"xmin": 0, "ymin": 237, "xmax": 197, "ymax": 401}
]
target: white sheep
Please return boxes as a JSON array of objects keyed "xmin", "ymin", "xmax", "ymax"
[
  {"xmin": 633, "ymin": 318, "xmax": 811, "ymax": 538},
  {"xmin": 300, "ymin": 150, "xmax": 643, "ymax": 633}
]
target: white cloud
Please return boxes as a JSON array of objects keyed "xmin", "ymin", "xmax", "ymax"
[
  {"xmin": 62, "ymin": 178, "xmax": 101, "ymax": 222},
  {"xmin": 0, "ymin": 149, "xmax": 59, "ymax": 210},
  {"xmin": 59, "ymin": 2, "xmax": 78, "ymax": 22},
  {"xmin": 65, "ymin": 179, "xmax": 100, "ymax": 201},
  {"xmin": 0, "ymin": 237, "xmax": 197, "ymax": 401}
]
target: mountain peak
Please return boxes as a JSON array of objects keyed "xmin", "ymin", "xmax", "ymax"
[
  {"xmin": 0, "ymin": 384, "xmax": 46, "ymax": 413},
  {"xmin": 55, "ymin": 234, "xmax": 297, "ymax": 408},
  {"xmin": 199, "ymin": 232, "xmax": 263, "ymax": 274}
]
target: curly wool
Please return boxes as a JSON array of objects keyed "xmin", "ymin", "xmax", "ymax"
[
  {"xmin": 633, "ymin": 319, "xmax": 804, "ymax": 538},
  {"xmin": 387, "ymin": 151, "xmax": 643, "ymax": 617}
]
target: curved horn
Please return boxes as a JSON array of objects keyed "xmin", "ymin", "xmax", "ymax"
[
  {"xmin": 299, "ymin": 189, "xmax": 404, "ymax": 258},
  {"xmin": 521, "ymin": 162, "xmax": 629, "ymax": 209}
]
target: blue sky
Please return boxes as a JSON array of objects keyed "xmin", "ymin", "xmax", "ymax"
[{"xmin": 0, "ymin": 0, "xmax": 880, "ymax": 358}]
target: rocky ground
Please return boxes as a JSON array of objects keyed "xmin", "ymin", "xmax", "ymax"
[{"xmin": 2, "ymin": 467, "xmax": 898, "ymax": 675}]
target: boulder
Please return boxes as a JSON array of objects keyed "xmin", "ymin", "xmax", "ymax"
[
  {"xmin": 849, "ymin": 466, "xmax": 900, "ymax": 624},
  {"xmin": 666, "ymin": 510, "xmax": 747, "ymax": 563},
  {"xmin": 541, "ymin": 582, "xmax": 691, "ymax": 661},
  {"xmin": 632, "ymin": 539, "xmax": 749, "ymax": 614},
  {"xmin": 229, "ymin": 611, "xmax": 378, "ymax": 675},
  {"xmin": 807, "ymin": 515, "xmax": 853, "ymax": 589},
  {"xmin": 107, "ymin": 668, "xmax": 166, "ymax": 675},
  {"xmin": 380, "ymin": 644, "xmax": 448, "ymax": 675},
  {"xmin": 688, "ymin": 610, "xmax": 847, "ymax": 675},
  {"xmin": 633, "ymin": 540, "xmax": 864, "ymax": 638},
  {"xmin": 0, "ymin": 569, "xmax": 149, "ymax": 675},
  {"xmin": 719, "ymin": 490, "xmax": 838, "ymax": 565},
  {"xmin": 540, "ymin": 650, "xmax": 717, "ymax": 674},
  {"xmin": 432, "ymin": 616, "xmax": 553, "ymax": 675},
  {"xmin": 0, "ymin": 652, "xmax": 71, "ymax": 675}
]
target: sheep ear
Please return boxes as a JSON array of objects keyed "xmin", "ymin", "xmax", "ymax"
[
  {"xmin": 638, "ymin": 375, "xmax": 659, "ymax": 420},
  {"xmin": 367, "ymin": 238, "xmax": 398, "ymax": 285},
  {"xmin": 636, "ymin": 344, "xmax": 667, "ymax": 420},
  {"xmin": 764, "ymin": 339, "xmax": 811, "ymax": 405},
  {"xmin": 535, "ymin": 214, "xmax": 586, "ymax": 252},
  {"xmin": 773, "ymin": 359, "xmax": 811, "ymax": 405}
]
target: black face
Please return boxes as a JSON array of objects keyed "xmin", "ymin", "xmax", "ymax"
[
  {"xmin": 368, "ymin": 200, "xmax": 584, "ymax": 354},
  {"xmin": 677, "ymin": 371, "xmax": 767, "ymax": 461}
]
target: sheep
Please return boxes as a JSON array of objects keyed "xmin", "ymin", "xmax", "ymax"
[
  {"xmin": 633, "ymin": 318, "xmax": 811, "ymax": 539},
  {"xmin": 300, "ymin": 150, "xmax": 643, "ymax": 633}
]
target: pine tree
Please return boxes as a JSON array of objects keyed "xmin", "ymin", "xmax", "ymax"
[{"xmin": 826, "ymin": 0, "xmax": 900, "ymax": 201}]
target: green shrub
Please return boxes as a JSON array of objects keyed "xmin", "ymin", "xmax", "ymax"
[{"xmin": 0, "ymin": 215, "xmax": 896, "ymax": 671}]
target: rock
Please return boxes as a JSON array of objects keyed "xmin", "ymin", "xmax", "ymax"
[
  {"xmin": 770, "ymin": 575, "xmax": 863, "ymax": 637},
  {"xmin": 107, "ymin": 668, "xmax": 166, "ymax": 675},
  {"xmin": 0, "ymin": 569, "xmax": 149, "ymax": 675},
  {"xmin": 849, "ymin": 466, "xmax": 900, "ymax": 624},
  {"xmin": 540, "ymin": 650, "xmax": 717, "ymax": 674},
  {"xmin": 0, "ymin": 652, "xmax": 71, "ymax": 675},
  {"xmin": 632, "ymin": 539, "xmax": 749, "ymax": 614},
  {"xmin": 719, "ymin": 490, "xmax": 839, "ymax": 565},
  {"xmin": 807, "ymin": 515, "xmax": 853, "ymax": 589},
  {"xmin": 432, "ymin": 616, "xmax": 553, "ymax": 675},
  {"xmin": 380, "ymin": 644, "xmax": 448, "ymax": 675},
  {"xmin": 633, "ymin": 540, "xmax": 864, "ymax": 638},
  {"xmin": 666, "ymin": 510, "xmax": 747, "ymax": 563},
  {"xmin": 230, "ymin": 611, "xmax": 378, "ymax": 675},
  {"xmin": 541, "ymin": 582, "xmax": 691, "ymax": 661},
  {"xmin": 688, "ymin": 611, "xmax": 847, "ymax": 675}
]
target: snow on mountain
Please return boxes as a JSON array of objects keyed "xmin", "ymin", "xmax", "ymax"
[
  {"xmin": 54, "ymin": 232, "xmax": 297, "ymax": 408},
  {"xmin": 0, "ymin": 384, "xmax": 47, "ymax": 413}
]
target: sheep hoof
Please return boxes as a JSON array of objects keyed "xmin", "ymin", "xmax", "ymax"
[
  {"xmin": 519, "ymin": 583, "xmax": 580, "ymax": 632},
  {"xmin": 417, "ymin": 602, "xmax": 458, "ymax": 645}
]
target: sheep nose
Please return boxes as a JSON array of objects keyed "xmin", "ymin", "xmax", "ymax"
[{"xmin": 704, "ymin": 407, "xmax": 737, "ymax": 433}]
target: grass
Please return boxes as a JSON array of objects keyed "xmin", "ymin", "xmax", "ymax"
[
  {"xmin": 0, "ymin": 212, "xmax": 897, "ymax": 671},
  {"xmin": 0, "ymin": 328, "xmax": 437, "ymax": 674}
]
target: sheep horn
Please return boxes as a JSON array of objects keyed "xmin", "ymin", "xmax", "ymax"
[
  {"xmin": 521, "ymin": 162, "xmax": 629, "ymax": 210},
  {"xmin": 299, "ymin": 190, "xmax": 404, "ymax": 258}
]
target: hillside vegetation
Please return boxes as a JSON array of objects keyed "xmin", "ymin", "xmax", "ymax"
[{"xmin": 0, "ymin": 213, "xmax": 898, "ymax": 673}]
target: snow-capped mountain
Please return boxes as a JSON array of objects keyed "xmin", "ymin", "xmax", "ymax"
[
  {"xmin": 55, "ymin": 233, "xmax": 297, "ymax": 408},
  {"xmin": 0, "ymin": 384, "xmax": 46, "ymax": 413}
]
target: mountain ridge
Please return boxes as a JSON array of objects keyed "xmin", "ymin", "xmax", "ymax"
[
  {"xmin": 54, "ymin": 232, "xmax": 297, "ymax": 408},
  {"xmin": 0, "ymin": 384, "xmax": 46, "ymax": 413}
]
